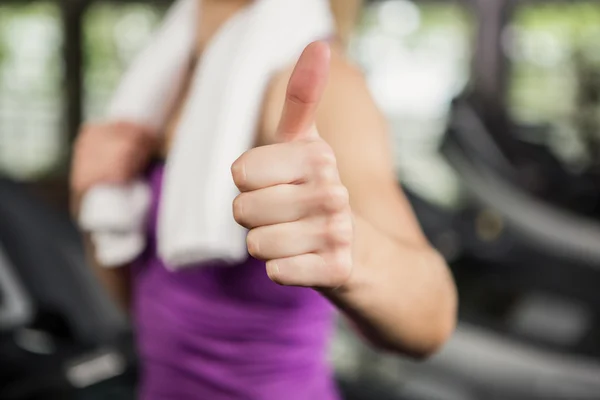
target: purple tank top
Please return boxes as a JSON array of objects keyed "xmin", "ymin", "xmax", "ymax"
[{"xmin": 131, "ymin": 163, "xmax": 340, "ymax": 399}]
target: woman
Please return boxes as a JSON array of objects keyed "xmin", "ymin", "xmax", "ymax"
[{"xmin": 71, "ymin": 0, "xmax": 457, "ymax": 398}]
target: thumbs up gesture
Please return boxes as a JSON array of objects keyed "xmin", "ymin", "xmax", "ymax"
[{"xmin": 231, "ymin": 42, "xmax": 353, "ymax": 289}]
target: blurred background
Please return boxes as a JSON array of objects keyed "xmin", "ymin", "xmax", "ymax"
[{"xmin": 2, "ymin": 0, "xmax": 600, "ymax": 399}]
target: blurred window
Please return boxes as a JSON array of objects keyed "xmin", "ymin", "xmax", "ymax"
[
  {"xmin": 0, "ymin": 0, "xmax": 473, "ymax": 191},
  {"xmin": 0, "ymin": 2, "xmax": 63, "ymax": 180},
  {"xmin": 351, "ymin": 0, "xmax": 473, "ymax": 207},
  {"xmin": 0, "ymin": 1, "xmax": 165, "ymax": 182},
  {"xmin": 83, "ymin": 2, "xmax": 164, "ymax": 120},
  {"xmin": 506, "ymin": 2, "xmax": 600, "ymax": 169}
]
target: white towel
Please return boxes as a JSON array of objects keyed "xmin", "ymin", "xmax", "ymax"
[{"xmin": 78, "ymin": 0, "xmax": 334, "ymax": 270}]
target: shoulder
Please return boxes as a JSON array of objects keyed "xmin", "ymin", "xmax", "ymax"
[{"xmin": 259, "ymin": 43, "xmax": 374, "ymax": 145}]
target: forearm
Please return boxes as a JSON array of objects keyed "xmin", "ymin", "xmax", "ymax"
[
  {"xmin": 82, "ymin": 234, "xmax": 132, "ymax": 313},
  {"xmin": 324, "ymin": 214, "xmax": 457, "ymax": 358}
]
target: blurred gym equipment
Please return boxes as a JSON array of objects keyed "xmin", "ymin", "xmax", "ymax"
[
  {"xmin": 3, "ymin": 0, "xmax": 600, "ymax": 399},
  {"xmin": 399, "ymin": 0, "xmax": 600, "ymax": 398},
  {"xmin": 0, "ymin": 178, "xmax": 135, "ymax": 400},
  {"xmin": 339, "ymin": 0, "xmax": 600, "ymax": 399}
]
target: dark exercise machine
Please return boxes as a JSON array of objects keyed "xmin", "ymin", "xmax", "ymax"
[
  {"xmin": 392, "ymin": 0, "xmax": 600, "ymax": 398},
  {"xmin": 393, "ymin": 95, "xmax": 600, "ymax": 399},
  {"xmin": 0, "ymin": 178, "xmax": 136, "ymax": 400}
]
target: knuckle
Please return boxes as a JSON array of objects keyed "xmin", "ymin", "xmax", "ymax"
[
  {"xmin": 305, "ymin": 140, "xmax": 336, "ymax": 170},
  {"xmin": 246, "ymin": 230, "xmax": 261, "ymax": 259},
  {"xmin": 315, "ymin": 163, "xmax": 338, "ymax": 183},
  {"xmin": 318, "ymin": 185, "xmax": 349, "ymax": 212},
  {"xmin": 231, "ymin": 157, "xmax": 248, "ymax": 189},
  {"xmin": 232, "ymin": 195, "xmax": 247, "ymax": 226},
  {"xmin": 328, "ymin": 251, "xmax": 353, "ymax": 284},
  {"xmin": 323, "ymin": 214, "xmax": 353, "ymax": 246}
]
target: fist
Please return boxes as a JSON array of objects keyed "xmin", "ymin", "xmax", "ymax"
[
  {"xmin": 71, "ymin": 122, "xmax": 156, "ymax": 202},
  {"xmin": 231, "ymin": 42, "xmax": 353, "ymax": 289}
]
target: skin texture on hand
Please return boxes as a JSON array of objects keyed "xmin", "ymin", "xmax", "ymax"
[
  {"xmin": 232, "ymin": 42, "xmax": 354, "ymax": 290},
  {"xmin": 236, "ymin": 41, "xmax": 457, "ymax": 357}
]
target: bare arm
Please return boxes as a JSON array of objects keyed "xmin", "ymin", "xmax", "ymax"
[
  {"xmin": 319, "ymin": 54, "xmax": 456, "ymax": 356},
  {"xmin": 259, "ymin": 44, "xmax": 457, "ymax": 357}
]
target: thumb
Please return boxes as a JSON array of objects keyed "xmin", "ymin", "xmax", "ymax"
[{"xmin": 277, "ymin": 41, "xmax": 331, "ymax": 142}]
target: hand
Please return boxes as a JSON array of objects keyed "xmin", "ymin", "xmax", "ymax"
[
  {"xmin": 70, "ymin": 122, "xmax": 157, "ymax": 209},
  {"xmin": 231, "ymin": 42, "xmax": 354, "ymax": 289}
]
